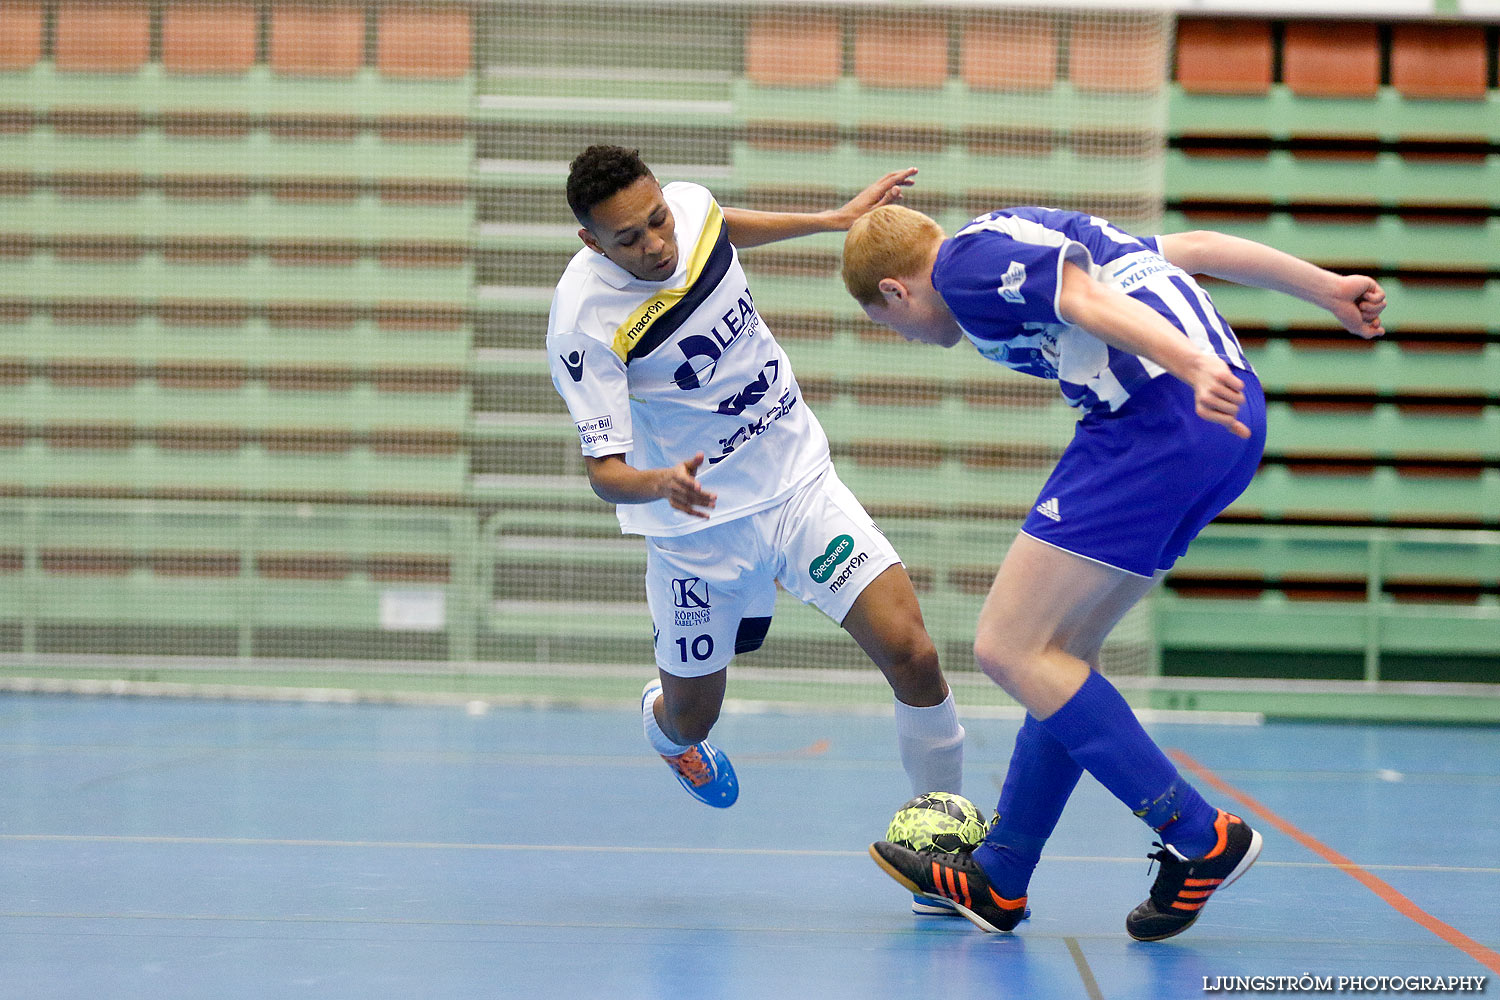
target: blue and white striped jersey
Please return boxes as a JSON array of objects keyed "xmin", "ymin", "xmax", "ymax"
[{"xmin": 932, "ymin": 207, "xmax": 1250, "ymax": 415}]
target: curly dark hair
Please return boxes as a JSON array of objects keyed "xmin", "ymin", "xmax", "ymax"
[{"xmin": 566, "ymin": 145, "xmax": 652, "ymax": 226}]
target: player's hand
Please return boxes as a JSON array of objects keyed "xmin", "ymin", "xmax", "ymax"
[
  {"xmin": 1185, "ymin": 354, "xmax": 1251, "ymax": 439},
  {"xmin": 1325, "ymin": 274, "xmax": 1387, "ymax": 339},
  {"xmin": 659, "ymin": 452, "xmax": 717, "ymax": 518},
  {"xmin": 828, "ymin": 168, "xmax": 918, "ymax": 229}
]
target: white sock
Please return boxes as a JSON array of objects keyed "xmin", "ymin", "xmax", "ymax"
[
  {"xmin": 894, "ymin": 691, "xmax": 965, "ymax": 795},
  {"xmin": 642, "ymin": 680, "xmax": 693, "ymax": 756}
]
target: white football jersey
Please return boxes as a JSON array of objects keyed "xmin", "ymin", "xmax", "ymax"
[{"xmin": 547, "ymin": 181, "xmax": 831, "ymax": 536}]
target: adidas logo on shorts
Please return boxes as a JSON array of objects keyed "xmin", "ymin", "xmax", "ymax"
[{"xmin": 1035, "ymin": 497, "xmax": 1061, "ymax": 522}]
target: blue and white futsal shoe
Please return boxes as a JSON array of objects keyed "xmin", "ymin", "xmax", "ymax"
[
  {"xmin": 912, "ymin": 894, "xmax": 962, "ymax": 916},
  {"xmin": 913, "ymin": 893, "xmax": 1030, "ymax": 919},
  {"xmin": 641, "ymin": 680, "xmax": 739, "ymax": 808}
]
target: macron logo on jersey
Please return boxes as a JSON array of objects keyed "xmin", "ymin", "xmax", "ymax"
[
  {"xmin": 559, "ymin": 349, "xmax": 585, "ymax": 382},
  {"xmin": 998, "ymin": 261, "xmax": 1027, "ymax": 305}
]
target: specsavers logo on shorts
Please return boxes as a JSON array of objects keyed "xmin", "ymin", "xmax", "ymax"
[
  {"xmin": 811, "ymin": 533, "xmax": 871, "ymax": 592},
  {"xmin": 809, "ymin": 535, "xmax": 854, "ymax": 583}
]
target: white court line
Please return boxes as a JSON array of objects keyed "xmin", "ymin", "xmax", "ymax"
[{"xmin": 3, "ymin": 835, "xmax": 1497, "ymax": 875}]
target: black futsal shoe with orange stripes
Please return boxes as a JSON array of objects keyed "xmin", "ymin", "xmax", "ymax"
[
  {"xmin": 1126, "ymin": 809, "xmax": 1263, "ymax": 942},
  {"xmin": 869, "ymin": 841, "xmax": 1029, "ymax": 933}
]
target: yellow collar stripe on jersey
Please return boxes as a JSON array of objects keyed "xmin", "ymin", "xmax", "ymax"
[{"xmin": 610, "ymin": 200, "xmax": 726, "ymax": 363}]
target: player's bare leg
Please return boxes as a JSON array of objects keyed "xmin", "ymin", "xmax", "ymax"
[
  {"xmin": 841, "ymin": 564, "xmax": 946, "ymax": 708},
  {"xmin": 642, "ymin": 668, "xmax": 737, "ymax": 807},
  {"xmin": 842, "ymin": 566, "xmax": 962, "ymax": 792},
  {"xmin": 844, "ymin": 563, "xmax": 967, "ymax": 914},
  {"xmin": 969, "ymin": 548, "xmax": 1166, "ymax": 910},
  {"xmin": 653, "ymin": 667, "xmax": 726, "ymax": 746},
  {"xmin": 971, "ymin": 534, "xmax": 1136, "ymax": 714}
]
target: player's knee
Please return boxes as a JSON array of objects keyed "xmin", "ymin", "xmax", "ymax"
[
  {"xmin": 661, "ymin": 700, "xmax": 719, "ymax": 746},
  {"xmin": 972, "ymin": 633, "xmax": 1025, "ymax": 686},
  {"xmin": 881, "ymin": 630, "xmax": 945, "ymax": 704}
]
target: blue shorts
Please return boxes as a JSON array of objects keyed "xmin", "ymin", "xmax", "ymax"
[{"xmin": 1021, "ymin": 368, "xmax": 1266, "ymax": 577}]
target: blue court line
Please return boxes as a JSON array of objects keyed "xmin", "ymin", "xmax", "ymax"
[{"xmin": 6, "ymin": 834, "xmax": 1497, "ymax": 876}]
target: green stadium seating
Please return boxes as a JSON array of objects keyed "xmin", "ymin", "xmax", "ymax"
[
  {"xmin": 1263, "ymin": 401, "xmax": 1500, "ymax": 460},
  {"xmin": 1160, "ymin": 211, "xmax": 1500, "ymax": 272},
  {"xmin": 1245, "ymin": 340, "xmax": 1500, "ymax": 395},
  {"xmin": 1170, "ymin": 86, "xmax": 1500, "ymax": 143},
  {"xmin": 0, "ymin": 250, "xmax": 470, "ymax": 303},
  {"xmin": 4, "ymin": 437, "xmax": 467, "ymax": 499},
  {"xmin": 1167, "ymin": 148, "xmax": 1500, "ymax": 209},
  {"xmin": 1, "ymin": 184, "xmax": 471, "ymax": 241},
  {"xmin": 1206, "ymin": 280, "xmax": 1499, "ymax": 331},
  {"xmin": 1159, "ymin": 524, "xmax": 1500, "ymax": 675},
  {"xmin": 0, "ymin": 313, "xmax": 469, "ymax": 368},
  {"xmin": 6, "ymin": 64, "xmax": 472, "ymax": 117},
  {"xmin": 1229, "ymin": 465, "xmax": 1500, "ymax": 525},
  {"xmin": 0, "ymin": 498, "xmax": 481, "ymax": 658},
  {"xmin": 0, "ymin": 124, "xmax": 471, "ymax": 181},
  {"xmin": 0, "ymin": 367, "xmax": 469, "ymax": 430}
]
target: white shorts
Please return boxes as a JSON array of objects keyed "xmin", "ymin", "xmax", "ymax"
[{"xmin": 644, "ymin": 466, "xmax": 901, "ymax": 678}]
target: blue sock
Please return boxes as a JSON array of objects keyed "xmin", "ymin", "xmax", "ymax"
[
  {"xmin": 1036, "ymin": 671, "xmax": 1219, "ymax": 858},
  {"xmin": 973, "ymin": 714, "xmax": 1082, "ymax": 899}
]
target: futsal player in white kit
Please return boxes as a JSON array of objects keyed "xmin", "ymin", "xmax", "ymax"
[
  {"xmin": 547, "ymin": 148, "xmax": 968, "ymax": 912},
  {"xmin": 843, "ymin": 203, "xmax": 1386, "ymax": 940}
]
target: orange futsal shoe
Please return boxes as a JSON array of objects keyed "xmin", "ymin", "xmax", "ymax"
[
  {"xmin": 1126, "ymin": 809, "xmax": 1262, "ymax": 941},
  {"xmin": 869, "ymin": 841, "xmax": 1028, "ymax": 933}
]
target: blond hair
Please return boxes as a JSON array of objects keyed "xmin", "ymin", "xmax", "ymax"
[{"xmin": 841, "ymin": 205, "xmax": 945, "ymax": 306}]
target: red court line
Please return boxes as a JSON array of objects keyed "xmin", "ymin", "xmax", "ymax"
[
  {"xmin": 741, "ymin": 738, "xmax": 831, "ymax": 761},
  {"xmin": 1170, "ymin": 748, "xmax": 1500, "ymax": 976}
]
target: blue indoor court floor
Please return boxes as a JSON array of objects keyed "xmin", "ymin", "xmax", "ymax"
[{"xmin": 1, "ymin": 692, "xmax": 1496, "ymax": 1000}]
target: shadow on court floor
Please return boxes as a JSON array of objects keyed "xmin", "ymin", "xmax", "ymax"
[{"xmin": 1, "ymin": 693, "xmax": 1496, "ymax": 999}]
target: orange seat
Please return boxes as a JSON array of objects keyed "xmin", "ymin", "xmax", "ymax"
[
  {"xmin": 163, "ymin": 2, "xmax": 258, "ymax": 75},
  {"xmin": 960, "ymin": 12, "xmax": 1056, "ymax": 93},
  {"xmin": 270, "ymin": 2, "xmax": 364, "ymax": 78},
  {"xmin": 1390, "ymin": 23, "xmax": 1488, "ymax": 100},
  {"xmin": 1068, "ymin": 14, "xmax": 1167, "ymax": 94},
  {"xmin": 55, "ymin": 2, "xmax": 150, "ymax": 73},
  {"xmin": 0, "ymin": 2, "xmax": 43, "ymax": 71},
  {"xmin": 1175, "ymin": 18, "xmax": 1273, "ymax": 95},
  {"xmin": 744, "ymin": 13, "xmax": 841, "ymax": 87},
  {"xmin": 377, "ymin": 3, "xmax": 472, "ymax": 79},
  {"xmin": 854, "ymin": 15, "xmax": 948, "ymax": 90},
  {"xmin": 1283, "ymin": 21, "xmax": 1380, "ymax": 99}
]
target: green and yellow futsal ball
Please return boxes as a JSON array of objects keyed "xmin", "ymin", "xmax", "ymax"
[{"xmin": 885, "ymin": 792, "xmax": 988, "ymax": 852}]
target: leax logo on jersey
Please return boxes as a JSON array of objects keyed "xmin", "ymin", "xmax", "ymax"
[
  {"xmin": 672, "ymin": 335, "xmax": 723, "ymax": 390},
  {"xmin": 670, "ymin": 289, "xmax": 759, "ymax": 390}
]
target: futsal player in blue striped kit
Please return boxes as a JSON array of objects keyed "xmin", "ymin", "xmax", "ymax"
[{"xmin": 843, "ymin": 203, "xmax": 1386, "ymax": 940}]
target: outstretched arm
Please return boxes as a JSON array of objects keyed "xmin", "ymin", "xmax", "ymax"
[
  {"xmin": 584, "ymin": 452, "xmax": 717, "ymax": 519},
  {"xmin": 721, "ymin": 168, "xmax": 917, "ymax": 248},
  {"xmin": 1159, "ymin": 230, "xmax": 1386, "ymax": 339}
]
